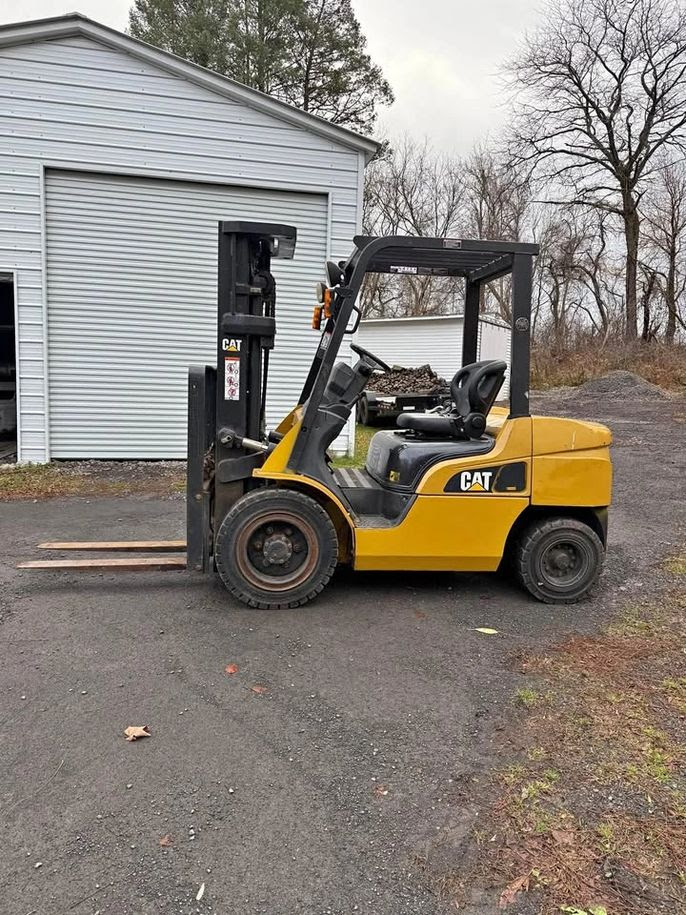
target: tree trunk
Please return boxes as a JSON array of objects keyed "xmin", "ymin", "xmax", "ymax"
[
  {"xmin": 666, "ymin": 248, "xmax": 677, "ymax": 343},
  {"xmin": 623, "ymin": 204, "xmax": 640, "ymax": 341}
]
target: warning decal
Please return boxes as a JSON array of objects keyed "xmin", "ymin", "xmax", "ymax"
[{"xmin": 224, "ymin": 356, "xmax": 240, "ymax": 401}]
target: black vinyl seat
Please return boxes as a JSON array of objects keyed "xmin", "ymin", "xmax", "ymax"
[{"xmin": 396, "ymin": 360, "xmax": 507, "ymax": 440}]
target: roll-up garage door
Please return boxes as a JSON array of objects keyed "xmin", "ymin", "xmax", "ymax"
[{"xmin": 45, "ymin": 170, "xmax": 330, "ymax": 458}]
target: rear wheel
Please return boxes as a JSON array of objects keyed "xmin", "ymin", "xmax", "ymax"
[
  {"xmin": 214, "ymin": 488, "xmax": 338, "ymax": 609},
  {"xmin": 515, "ymin": 516, "xmax": 604, "ymax": 604}
]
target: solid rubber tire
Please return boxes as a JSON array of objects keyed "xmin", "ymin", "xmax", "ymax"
[
  {"xmin": 214, "ymin": 488, "xmax": 338, "ymax": 610},
  {"xmin": 515, "ymin": 516, "xmax": 604, "ymax": 604}
]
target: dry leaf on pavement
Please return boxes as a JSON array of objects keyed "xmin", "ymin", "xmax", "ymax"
[
  {"xmin": 498, "ymin": 873, "xmax": 530, "ymax": 909},
  {"xmin": 124, "ymin": 725, "xmax": 151, "ymax": 741},
  {"xmin": 251, "ymin": 685, "xmax": 268, "ymax": 694},
  {"xmin": 159, "ymin": 834, "xmax": 173, "ymax": 847},
  {"xmin": 225, "ymin": 663, "xmax": 239, "ymax": 675}
]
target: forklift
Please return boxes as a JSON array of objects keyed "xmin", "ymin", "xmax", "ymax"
[{"xmin": 22, "ymin": 222, "xmax": 613, "ymax": 609}]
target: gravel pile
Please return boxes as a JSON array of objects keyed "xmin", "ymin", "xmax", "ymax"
[
  {"xmin": 370, "ymin": 364, "xmax": 450, "ymax": 395},
  {"xmin": 536, "ymin": 370, "xmax": 674, "ymax": 403},
  {"xmin": 571, "ymin": 370, "xmax": 672, "ymax": 401}
]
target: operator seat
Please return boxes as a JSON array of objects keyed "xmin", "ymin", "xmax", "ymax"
[{"xmin": 396, "ymin": 360, "xmax": 507, "ymax": 440}]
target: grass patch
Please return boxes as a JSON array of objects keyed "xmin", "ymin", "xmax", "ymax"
[
  {"xmin": 0, "ymin": 463, "xmax": 85, "ymax": 499},
  {"xmin": 665, "ymin": 552, "xmax": 686, "ymax": 575},
  {"xmin": 514, "ymin": 687, "xmax": 543, "ymax": 708},
  {"xmin": 0, "ymin": 461, "xmax": 185, "ymax": 501},
  {"xmin": 429, "ymin": 587, "xmax": 686, "ymax": 913},
  {"xmin": 332, "ymin": 423, "xmax": 375, "ymax": 468}
]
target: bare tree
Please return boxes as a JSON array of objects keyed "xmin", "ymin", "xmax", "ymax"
[
  {"xmin": 362, "ymin": 137, "xmax": 466, "ymax": 317},
  {"xmin": 574, "ymin": 209, "xmax": 624, "ymax": 341},
  {"xmin": 533, "ymin": 212, "xmax": 587, "ymax": 345},
  {"xmin": 642, "ymin": 160, "xmax": 686, "ymax": 341},
  {"xmin": 463, "ymin": 145, "xmax": 530, "ymax": 321},
  {"xmin": 508, "ymin": 0, "xmax": 686, "ymax": 341}
]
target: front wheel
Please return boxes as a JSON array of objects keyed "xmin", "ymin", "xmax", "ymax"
[
  {"xmin": 214, "ymin": 488, "xmax": 339, "ymax": 609},
  {"xmin": 515, "ymin": 516, "xmax": 604, "ymax": 604}
]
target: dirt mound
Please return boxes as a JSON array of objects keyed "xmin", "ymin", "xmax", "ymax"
[
  {"xmin": 370, "ymin": 364, "xmax": 450, "ymax": 395},
  {"xmin": 572, "ymin": 370, "xmax": 671, "ymax": 401}
]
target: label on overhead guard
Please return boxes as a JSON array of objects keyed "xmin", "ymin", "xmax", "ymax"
[
  {"xmin": 390, "ymin": 265, "xmax": 418, "ymax": 274},
  {"xmin": 224, "ymin": 356, "xmax": 240, "ymax": 401}
]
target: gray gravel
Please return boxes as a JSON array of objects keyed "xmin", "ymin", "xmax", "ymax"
[{"xmin": 1, "ymin": 387, "xmax": 685, "ymax": 914}]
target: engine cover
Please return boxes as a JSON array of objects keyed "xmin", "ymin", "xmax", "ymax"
[{"xmin": 365, "ymin": 430, "xmax": 495, "ymax": 491}]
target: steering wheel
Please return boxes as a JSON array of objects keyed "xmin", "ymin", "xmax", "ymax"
[{"xmin": 350, "ymin": 343, "xmax": 391, "ymax": 373}]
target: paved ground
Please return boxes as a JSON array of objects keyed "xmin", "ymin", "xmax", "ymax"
[{"xmin": 2, "ymin": 388, "xmax": 685, "ymax": 915}]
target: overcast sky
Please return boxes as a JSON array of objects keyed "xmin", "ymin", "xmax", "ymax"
[{"xmin": 0, "ymin": 0, "xmax": 543, "ymax": 153}]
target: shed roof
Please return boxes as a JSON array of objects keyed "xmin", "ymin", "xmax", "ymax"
[{"xmin": 0, "ymin": 12, "xmax": 379, "ymax": 160}]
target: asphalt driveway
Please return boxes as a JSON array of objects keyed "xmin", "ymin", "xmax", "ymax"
[{"xmin": 2, "ymin": 384, "xmax": 685, "ymax": 915}]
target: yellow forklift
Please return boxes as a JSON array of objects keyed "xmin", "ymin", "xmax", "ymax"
[{"xmin": 23, "ymin": 222, "xmax": 612, "ymax": 609}]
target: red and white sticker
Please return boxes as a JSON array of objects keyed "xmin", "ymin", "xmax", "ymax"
[{"xmin": 224, "ymin": 356, "xmax": 240, "ymax": 401}]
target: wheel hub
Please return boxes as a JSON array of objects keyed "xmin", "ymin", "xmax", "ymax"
[
  {"xmin": 261, "ymin": 533, "xmax": 293, "ymax": 566},
  {"xmin": 541, "ymin": 541, "xmax": 583, "ymax": 583},
  {"xmin": 235, "ymin": 510, "xmax": 319, "ymax": 592}
]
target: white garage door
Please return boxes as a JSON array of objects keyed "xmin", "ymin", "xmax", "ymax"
[{"xmin": 45, "ymin": 170, "xmax": 330, "ymax": 458}]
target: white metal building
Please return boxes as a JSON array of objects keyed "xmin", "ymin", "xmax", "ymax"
[
  {"xmin": 357, "ymin": 314, "xmax": 512, "ymax": 398},
  {"xmin": 0, "ymin": 13, "xmax": 375, "ymax": 461}
]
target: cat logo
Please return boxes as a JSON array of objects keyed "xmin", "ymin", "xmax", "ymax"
[
  {"xmin": 222, "ymin": 338, "xmax": 242, "ymax": 353},
  {"xmin": 457, "ymin": 469, "xmax": 494, "ymax": 493}
]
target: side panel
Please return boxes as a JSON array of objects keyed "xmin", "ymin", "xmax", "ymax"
[
  {"xmin": 354, "ymin": 496, "xmax": 529, "ymax": 571},
  {"xmin": 531, "ymin": 416, "xmax": 613, "ymax": 507},
  {"xmin": 533, "ymin": 450, "xmax": 613, "ymax": 507}
]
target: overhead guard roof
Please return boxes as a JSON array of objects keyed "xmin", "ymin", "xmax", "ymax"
[{"xmin": 351, "ymin": 235, "xmax": 539, "ymax": 282}]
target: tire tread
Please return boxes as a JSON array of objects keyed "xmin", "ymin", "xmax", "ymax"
[
  {"xmin": 215, "ymin": 488, "xmax": 338, "ymax": 610},
  {"xmin": 515, "ymin": 516, "xmax": 603, "ymax": 604}
]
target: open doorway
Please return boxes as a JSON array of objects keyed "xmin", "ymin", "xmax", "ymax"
[{"xmin": 0, "ymin": 273, "xmax": 17, "ymax": 462}]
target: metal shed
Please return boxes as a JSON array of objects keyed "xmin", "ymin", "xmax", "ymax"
[
  {"xmin": 0, "ymin": 13, "xmax": 376, "ymax": 461},
  {"xmin": 356, "ymin": 314, "xmax": 512, "ymax": 398}
]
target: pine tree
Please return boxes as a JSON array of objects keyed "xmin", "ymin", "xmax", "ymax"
[
  {"xmin": 282, "ymin": 0, "xmax": 393, "ymax": 133},
  {"xmin": 128, "ymin": 0, "xmax": 393, "ymax": 134}
]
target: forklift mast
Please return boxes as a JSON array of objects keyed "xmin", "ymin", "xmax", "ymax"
[{"xmin": 187, "ymin": 222, "xmax": 297, "ymax": 573}]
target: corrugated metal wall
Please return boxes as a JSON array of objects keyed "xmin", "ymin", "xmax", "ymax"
[
  {"xmin": 45, "ymin": 170, "xmax": 329, "ymax": 458},
  {"xmin": 356, "ymin": 316, "xmax": 512, "ymax": 398},
  {"xmin": 0, "ymin": 31, "xmax": 363, "ymax": 460}
]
